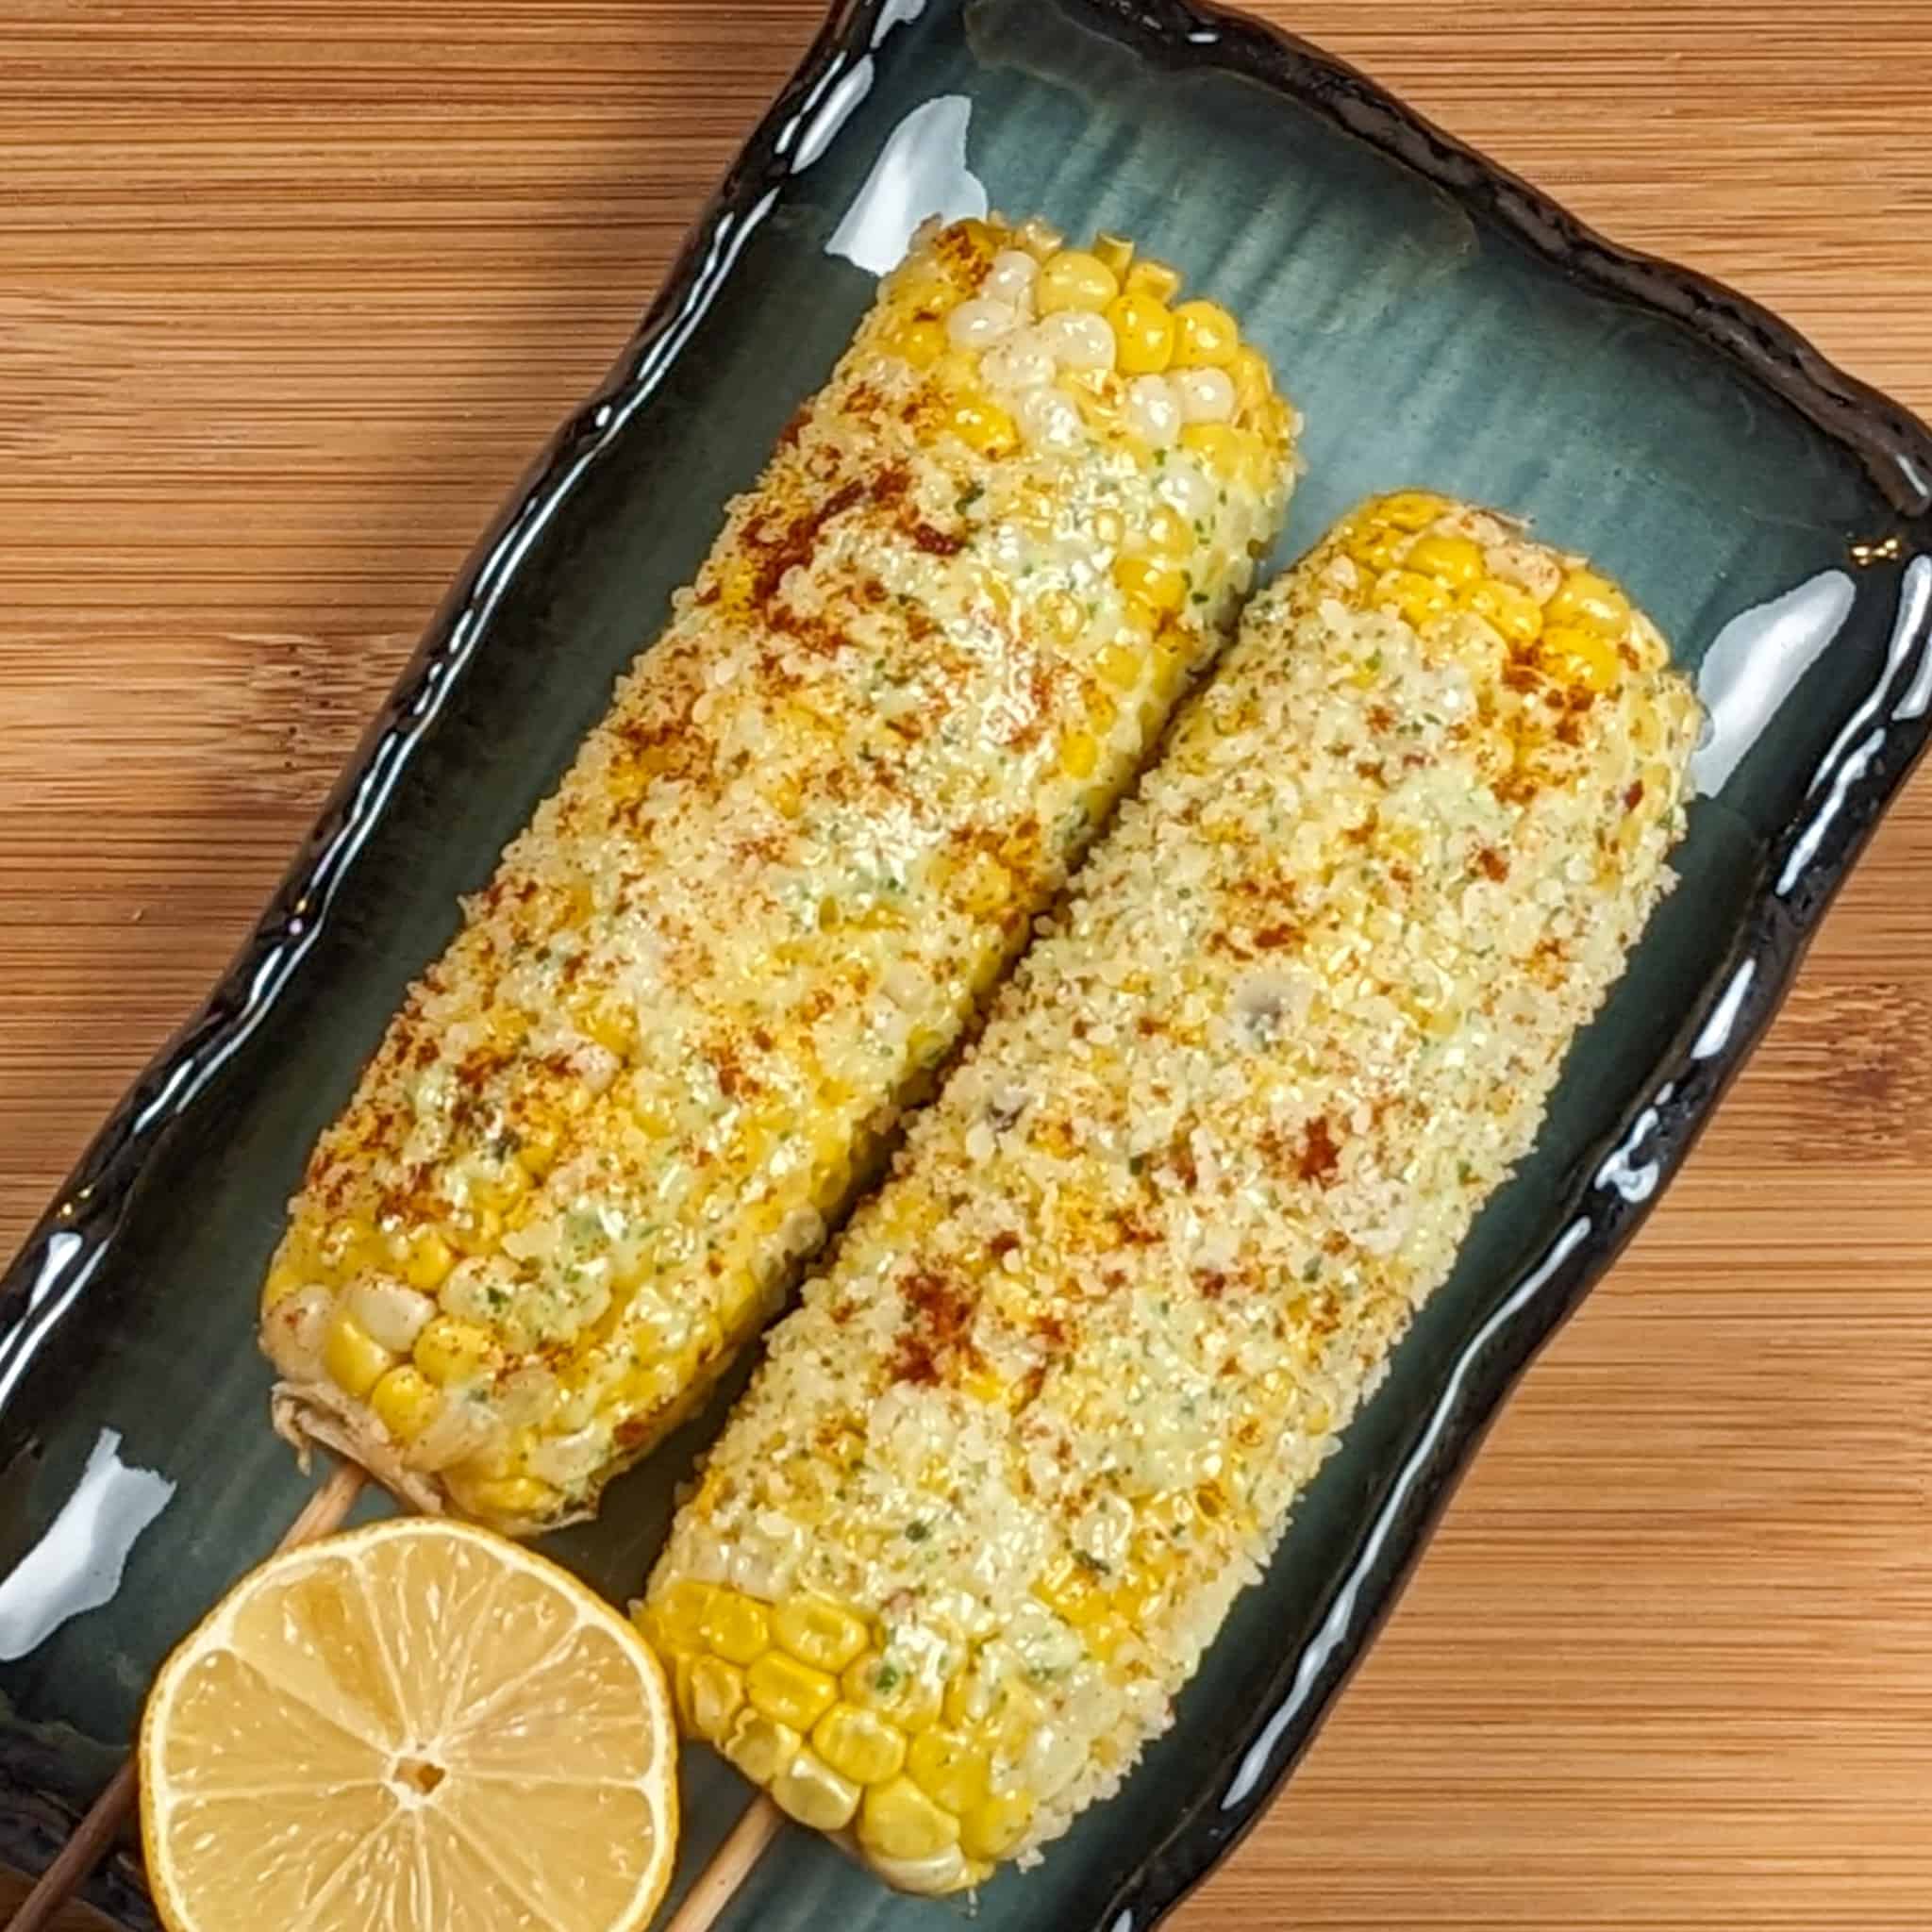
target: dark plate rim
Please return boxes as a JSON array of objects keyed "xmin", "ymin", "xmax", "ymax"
[{"xmin": 2, "ymin": 2, "xmax": 1928, "ymax": 1925}]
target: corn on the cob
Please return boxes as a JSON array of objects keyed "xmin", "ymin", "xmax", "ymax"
[
  {"xmin": 641, "ymin": 494, "xmax": 1703, "ymax": 1891},
  {"xmin": 258, "ymin": 216, "xmax": 1299, "ymax": 1534}
]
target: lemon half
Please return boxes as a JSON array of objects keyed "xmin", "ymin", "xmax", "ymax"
[{"xmin": 139, "ymin": 1517, "xmax": 677, "ymax": 1932}]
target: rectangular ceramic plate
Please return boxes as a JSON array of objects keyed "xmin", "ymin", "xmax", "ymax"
[{"xmin": 3, "ymin": 3, "xmax": 1929, "ymax": 1926}]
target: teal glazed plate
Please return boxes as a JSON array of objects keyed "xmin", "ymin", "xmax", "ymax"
[{"xmin": 3, "ymin": 3, "xmax": 1929, "ymax": 1927}]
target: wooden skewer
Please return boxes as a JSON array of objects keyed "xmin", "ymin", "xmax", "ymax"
[
  {"xmin": 8, "ymin": 1460, "xmax": 368, "ymax": 1932},
  {"xmin": 658, "ymin": 1795, "xmax": 784, "ymax": 1932},
  {"xmin": 9, "ymin": 1453, "xmax": 779, "ymax": 1932}
]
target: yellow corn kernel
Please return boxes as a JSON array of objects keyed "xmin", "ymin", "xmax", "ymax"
[
  {"xmin": 1036, "ymin": 248, "xmax": 1121, "ymax": 315},
  {"xmin": 687, "ymin": 1655, "xmax": 746, "ymax": 1741},
  {"xmin": 747, "ymin": 1650, "xmax": 840, "ymax": 1731},
  {"xmin": 1081, "ymin": 1612, "xmax": 1128, "ymax": 1662},
  {"xmin": 1144, "ymin": 506, "xmax": 1194, "ymax": 559},
  {"xmin": 1104, "ymin": 291, "xmax": 1174, "ymax": 375},
  {"xmin": 1059, "ymin": 730, "xmax": 1100, "ymax": 781},
  {"xmin": 1540, "ymin": 624, "xmax": 1624, "ymax": 694},
  {"xmin": 322, "ymin": 1312, "xmax": 393, "ymax": 1400},
  {"xmin": 948, "ymin": 395, "xmax": 1019, "ymax": 459},
  {"xmin": 908, "ymin": 1729, "xmax": 991, "ymax": 1814},
  {"xmin": 1091, "ymin": 505, "xmax": 1126, "ymax": 550},
  {"xmin": 1548, "ymin": 568, "xmax": 1632, "ymax": 640},
  {"xmin": 1226, "ymin": 343, "xmax": 1274, "ymax": 414},
  {"xmin": 842, "ymin": 1651, "xmax": 943, "ymax": 1733},
  {"xmin": 772, "ymin": 1751, "xmax": 862, "ymax": 1833},
  {"xmin": 369, "ymin": 1365, "xmax": 441, "ymax": 1442},
  {"xmin": 650, "ymin": 1578, "xmax": 718, "ymax": 1649},
  {"xmin": 1405, "ymin": 533, "xmax": 1486, "ymax": 591},
  {"xmin": 961, "ymin": 1790, "xmax": 1035, "ymax": 1862},
  {"xmin": 724, "ymin": 1711, "xmax": 803, "ymax": 1789},
  {"xmin": 414, "ymin": 1315, "xmax": 497, "ymax": 1387},
  {"xmin": 1465, "ymin": 577, "xmax": 1545, "ymax": 647},
  {"xmin": 403, "ymin": 1228, "xmax": 456, "ymax": 1293},
  {"xmin": 1114, "ymin": 554, "xmax": 1188, "ymax": 615},
  {"xmin": 1094, "ymin": 641, "xmax": 1144, "ymax": 693},
  {"xmin": 701, "ymin": 1589, "xmax": 773, "ymax": 1667},
  {"xmin": 1012, "ymin": 215, "xmax": 1061, "ymax": 259},
  {"xmin": 578, "ymin": 994, "xmax": 636, "ymax": 1058},
  {"xmin": 1040, "ymin": 589, "xmax": 1086, "ymax": 645},
  {"xmin": 1374, "ymin": 491, "xmax": 1449, "ymax": 532},
  {"xmin": 773, "ymin": 1594, "xmax": 870, "ymax": 1673},
  {"xmin": 1036, "ymin": 1554, "xmax": 1106, "ymax": 1625},
  {"xmin": 1177, "ymin": 421, "xmax": 1244, "ymax": 475},
  {"xmin": 1170, "ymin": 299, "xmax": 1239, "ymax": 368},
  {"xmin": 1346, "ymin": 526, "xmax": 1405, "ymax": 575},
  {"xmin": 813, "ymin": 1704, "xmax": 908, "ymax": 1787},
  {"xmin": 886, "ymin": 318, "xmax": 947, "ymax": 369},
  {"xmin": 445, "ymin": 1202, "xmax": 504, "ymax": 1256},
  {"xmin": 1374, "ymin": 568, "xmax": 1455, "ymax": 633},
  {"xmin": 1123, "ymin": 257, "xmax": 1183, "ymax": 304},
  {"xmin": 446, "ymin": 1472, "xmax": 558, "ymax": 1523},
  {"xmin": 859, "ymin": 1776, "xmax": 961, "ymax": 1862},
  {"xmin": 1091, "ymin": 232, "xmax": 1134, "ymax": 280},
  {"xmin": 260, "ymin": 1259, "xmax": 310, "ymax": 1312}
]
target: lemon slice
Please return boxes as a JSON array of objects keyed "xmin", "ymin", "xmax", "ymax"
[{"xmin": 139, "ymin": 1517, "xmax": 678, "ymax": 1932}]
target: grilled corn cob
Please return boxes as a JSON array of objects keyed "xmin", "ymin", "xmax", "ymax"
[
  {"xmin": 641, "ymin": 494, "xmax": 1703, "ymax": 1890},
  {"xmin": 258, "ymin": 215, "xmax": 1299, "ymax": 1534}
]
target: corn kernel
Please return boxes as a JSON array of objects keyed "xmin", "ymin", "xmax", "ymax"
[
  {"xmin": 908, "ymin": 1729, "xmax": 991, "ymax": 1813},
  {"xmin": 1465, "ymin": 577, "xmax": 1545, "ymax": 647},
  {"xmin": 702, "ymin": 1589, "xmax": 773, "ymax": 1667},
  {"xmin": 1145, "ymin": 506, "xmax": 1193, "ymax": 558},
  {"xmin": 1114, "ymin": 554, "xmax": 1188, "ymax": 615},
  {"xmin": 1035, "ymin": 249, "xmax": 1120, "ymax": 315},
  {"xmin": 1123, "ymin": 258, "xmax": 1183, "ymax": 304},
  {"xmin": 1092, "ymin": 505, "xmax": 1125, "ymax": 550},
  {"xmin": 773, "ymin": 1594, "xmax": 870, "ymax": 1673},
  {"xmin": 1374, "ymin": 491, "xmax": 1449, "ymax": 532},
  {"xmin": 842, "ymin": 1651, "xmax": 944, "ymax": 1733},
  {"xmin": 1548, "ymin": 568, "xmax": 1632, "ymax": 639},
  {"xmin": 445, "ymin": 1472, "xmax": 558, "ymax": 1523},
  {"xmin": 859, "ymin": 1776, "xmax": 961, "ymax": 1862},
  {"xmin": 961, "ymin": 1790, "xmax": 1035, "ymax": 1862},
  {"xmin": 1405, "ymin": 533, "xmax": 1486, "ymax": 591},
  {"xmin": 1091, "ymin": 231, "xmax": 1135, "ymax": 280},
  {"xmin": 1040, "ymin": 590, "xmax": 1085, "ymax": 645},
  {"xmin": 747, "ymin": 1650, "xmax": 840, "ymax": 1730},
  {"xmin": 813, "ymin": 1704, "xmax": 908, "ymax": 1786},
  {"xmin": 1374, "ymin": 568, "xmax": 1455, "ymax": 633},
  {"xmin": 1095, "ymin": 641, "xmax": 1144, "ymax": 692},
  {"xmin": 1177, "ymin": 421, "xmax": 1244, "ymax": 475},
  {"xmin": 1104, "ymin": 291, "xmax": 1174, "ymax": 375},
  {"xmin": 1059, "ymin": 730, "xmax": 1100, "ymax": 780},
  {"xmin": 369, "ymin": 1365, "xmax": 441, "ymax": 1442},
  {"xmin": 772, "ymin": 1749, "xmax": 862, "ymax": 1832},
  {"xmin": 886, "ymin": 319, "xmax": 947, "ymax": 369},
  {"xmin": 1170, "ymin": 300, "xmax": 1239, "ymax": 368},
  {"xmin": 1036, "ymin": 1554, "xmax": 1105, "ymax": 1624},
  {"xmin": 260, "ymin": 1259, "xmax": 310, "ymax": 1312},
  {"xmin": 947, "ymin": 395, "xmax": 1019, "ymax": 459},
  {"xmin": 1226, "ymin": 343, "xmax": 1273, "ymax": 414},
  {"xmin": 414, "ymin": 1315, "xmax": 498, "ymax": 1387},
  {"xmin": 403, "ymin": 1228, "xmax": 456, "ymax": 1292},
  {"xmin": 651, "ymin": 1579, "xmax": 718, "ymax": 1649},
  {"xmin": 687, "ymin": 1655, "xmax": 746, "ymax": 1741},
  {"xmin": 1541, "ymin": 624, "xmax": 1624, "ymax": 693},
  {"xmin": 724, "ymin": 1711, "xmax": 802, "ymax": 1788},
  {"xmin": 323, "ymin": 1312, "xmax": 394, "ymax": 1400}
]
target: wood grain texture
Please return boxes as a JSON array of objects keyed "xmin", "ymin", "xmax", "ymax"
[{"xmin": 1, "ymin": 4, "xmax": 1927, "ymax": 1926}]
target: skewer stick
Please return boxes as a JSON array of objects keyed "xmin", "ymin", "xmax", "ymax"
[
  {"xmin": 658, "ymin": 1795, "xmax": 784, "ymax": 1932},
  {"xmin": 8, "ymin": 1459, "xmax": 368, "ymax": 1932}
]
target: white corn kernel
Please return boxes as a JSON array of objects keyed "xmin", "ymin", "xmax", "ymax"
[
  {"xmin": 945, "ymin": 298, "xmax": 1018, "ymax": 350},
  {"xmin": 347, "ymin": 1276, "xmax": 437, "ymax": 1355},
  {"xmin": 1124, "ymin": 375, "xmax": 1181, "ymax": 447},
  {"xmin": 1174, "ymin": 366, "xmax": 1237, "ymax": 425},
  {"xmin": 1036, "ymin": 310, "xmax": 1116, "ymax": 373}
]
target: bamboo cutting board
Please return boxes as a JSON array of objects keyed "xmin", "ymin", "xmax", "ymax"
[{"xmin": 2, "ymin": 4, "xmax": 1928, "ymax": 1927}]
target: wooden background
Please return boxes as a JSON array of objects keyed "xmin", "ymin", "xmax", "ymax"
[{"xmin": 3, "ymin": 3, "xmax": 1928, "ymax": 1926}]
